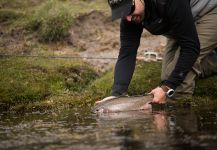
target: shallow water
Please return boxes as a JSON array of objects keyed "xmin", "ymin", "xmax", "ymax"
[{"xmin": 0, "ymin": 107, "xmax": 217, "ymax": 150}]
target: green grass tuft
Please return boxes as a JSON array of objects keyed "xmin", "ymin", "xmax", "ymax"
[
  {"xmin": 194, "ymin": 76, "xmax": 217, "ymax": 98},
  {"xmin": 24, "ymin": 0, "xmax": 73, "ymax": 42},
  {"xmin": 0, "ymin": 57, "xmax": 98, "ymax": 110},
  {"xmin": 39, "ymin": 12, "xmax": 73, "ymax": 42},
  {"xmin": 128, "ymin": 62, "xmax": 161, "ymax": 95},
  {"xmin": 85, "ymin": 62, "xmax": 161, "ymax": 103},
  {"xmin": 58, "ymin": 65, "xmax": 98, "ymax": 92},
  {"xmin": 0, "ymin": 9, "xmax": 23, "ymax": 23},
  {"xmin": 83, "ymin": 61, "xmax": 217, "ymax": 106},
  {"xmin": 1, "ymin": 0, "xmax": 109, "ymax": 43}
]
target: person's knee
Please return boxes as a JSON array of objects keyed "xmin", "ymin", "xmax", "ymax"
[
  {"xmin": 207, "ymin": 48, "xmax": 217, "ymax": 65},
  {"xmin": 199, "ymin": 49, "xmax": 217, "ymax": 79}
]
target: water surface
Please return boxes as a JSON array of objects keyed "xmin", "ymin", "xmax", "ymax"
[{"xmin": 0, "ymin": 107, "xmax": 217, "ymax": 150}]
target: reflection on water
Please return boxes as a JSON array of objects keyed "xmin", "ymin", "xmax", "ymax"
[{"xmin": 0, "ymin": 107, "xmax": 217, "ymax": 150}]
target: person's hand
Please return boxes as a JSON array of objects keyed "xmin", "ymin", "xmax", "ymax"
[{"xmin": 149, "ymin": 87, "xmax": 167, "ymax": 104}]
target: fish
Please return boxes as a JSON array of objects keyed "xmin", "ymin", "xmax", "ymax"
[{"xmin": 92, "ymin": 95, "xmax": 152, "ymax": 113}]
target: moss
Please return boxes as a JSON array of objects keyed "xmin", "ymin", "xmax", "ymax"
[
  {"xmin": 128, "ymin": 62, "xmax": 161, "ymax": 95},
  {"xmin": 194, "ymin": 76, "xmax": 217, "ymax": 98},
  {"xmin": 5, "ymin": 61, "xmax": 217, "ymax": 112},
  {"xmin": 58, "ymin": 64, "xmax": 98, "ymax": 92},
  {"xmin": 87, "ymin": 70, "xmax": 114, "ymax": 97},
  {"xmin": 87, "ymin": 61, "xmax": 161, "ymax": 96},
  {"xmin": 0, "ymin": 57, "xmax": 98, "ymax": 111},
  {"xmin": 0, "ymin": 9, "xmax": 23, "ymax": 23},
  {"xmin": 0, "ymin": 58, "xmax": 61, "ymax": 108},
  {"xmin": 83, "ymin": 62, "xmax": 161, "ymax": 105},
  {"xmin": 81, "ymin": 61, "xmax": 217, "ymax": 106}
]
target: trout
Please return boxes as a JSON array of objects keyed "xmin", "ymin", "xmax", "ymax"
[{"xmin": 92, "ymin": 95, "xmax": 152, "ymax": 113}]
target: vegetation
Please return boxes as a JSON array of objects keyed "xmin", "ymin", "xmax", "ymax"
[
  {"xmin": 0, "ymin": 9, "xmax": 23, "ymax": 23},
  {"xmin": 0, "ymin": 57, "xmax": 98, "ymax": 111},
  {"xmin": 0, "ymin": 0, "xmax": 109, "ymax": 112},
  {"xmin": 1, "ymin": 0, "xmax": 217, "ymax": 112},
  {"xmin": 0, "ymin": 0, "xmax": 108, "ymax": 42},
  {"xmin": 1, "ymin": 59, "xmax": 216, "ymax": 112},
  {"xmin": 86, "ymin": 61, "xmax": 217, "ymax": 107}
]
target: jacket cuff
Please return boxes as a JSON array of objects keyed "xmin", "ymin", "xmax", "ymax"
[{"xmin": 159, "ymin": 80, "xmax": 178, "ymax": 90}]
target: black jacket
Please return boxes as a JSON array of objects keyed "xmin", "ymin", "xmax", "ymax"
[{"xmin": 120, "ymin": 0, "xmax": 200, "ymax": 89}]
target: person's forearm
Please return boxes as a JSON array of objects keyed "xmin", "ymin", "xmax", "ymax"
[
  {"xmin": 161, "ymin": 0, "xmax": 200, "ymax": 89},
  {"xmin": 112, "ymin": 19, "xmax": 143, "ymax": 95}
]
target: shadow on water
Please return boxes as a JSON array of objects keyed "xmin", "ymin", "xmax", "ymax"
[{"xmin": 0, "ymin": 106, "xmax": 217, "ymax": 150}]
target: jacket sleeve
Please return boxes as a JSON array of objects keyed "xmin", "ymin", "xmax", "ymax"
[
  {"xmin": 112, "ymin": 19, "xmax": 143, "ymax": 95},
  {"xmin": 161, "ymin": 0, "xmax": 200, "ymax": 89},
  {"xmin": 120, "ymin": 19, "xmax": 143, "ymax": 51}
]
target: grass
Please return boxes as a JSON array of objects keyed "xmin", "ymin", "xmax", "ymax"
[
  {"xmin": 1, "ymin": 60, "xmax": 217, "ymax": 112},
  {"xmin": 0, "ymin": 0, "xmax": 109, "ymax": 42},
  {"xmin": 25, "ymin": 0, "xmax": 73, "ymax": 42},
  {"xmin": 0, "ymin": 0, "xmax": 111, "ymax": 112},
  {"xmin": 0, "ymin": 0, "xmax": 44, "ymax": 9},
  {"xmin": 1, "ymin": 0, "xmax": 217, "ymax": 112},
  {"xmin": 0, "ymin": 0, "xmax": 109, "ymax": 57},
  {"xmin": 86, "ymin": 61, "xmax": 161, "ymax": 99},
  {"xmin": 0, "ymin": 9, "xmax": 23, "ymax": 23},
  {"xmin": 81, "ymin": 61, "xmax": 217, "ymax": 108},
  {"xmin": 0, "ymin": 57, "xmax": 98, "ymax": 111}
]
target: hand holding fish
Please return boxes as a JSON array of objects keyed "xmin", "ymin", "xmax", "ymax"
[{"xmin": 149, "ymin": 87, "xmax": 167, "ymax": 104}]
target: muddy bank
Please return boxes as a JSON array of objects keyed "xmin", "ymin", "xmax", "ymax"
[
  {"xmin": 68, "ymin": 11, "xmax": 166, "ymax": 72},
  {"xmin": 0, "ymin": 9, "xmax": 166, "ymax": 72}
]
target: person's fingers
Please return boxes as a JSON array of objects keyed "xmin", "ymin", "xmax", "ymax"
[
  {"xmin": 152, "ymin": 96, "xmax": 164, "ymax": 103},
  {"xmin": 143, "ymin": 101, "xmax": 152, "ymax": 110},
  {"xmin": 152, "ymin": 97, "xmax": 159, "ymax": 103},
  {"xmin": 152, "ymin": 97, "xmax": 166, "ymax": 104}
]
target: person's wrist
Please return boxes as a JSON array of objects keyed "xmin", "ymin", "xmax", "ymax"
[
  {"xmin": 160, "ymin": 80, "xmax": 177, "ymax": 91},
  {"xmin": 159, "ymin": 85, "xmax": 175, "ymax": 98},
  {"xmin": 160, "ymin": 85, "xmax": 171, "ymax": 92}
]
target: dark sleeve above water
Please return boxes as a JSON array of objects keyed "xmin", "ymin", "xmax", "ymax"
[
  {"xmin": 162, "ymin": 0, "xmax": 200, "ymax": 89},
  {"xmin": 112, "ymin": 19, "xmax": 143, "ymax": 96}
]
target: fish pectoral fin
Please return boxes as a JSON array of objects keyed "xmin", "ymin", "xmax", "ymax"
[{"xmin": 95, "ymin": 96, "xmax": 117, "ymax": 104}]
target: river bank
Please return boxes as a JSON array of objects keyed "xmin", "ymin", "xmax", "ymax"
[
  {"xmin": 1, "ymin": 56, "xmax": 217, "ymax": 113},
  {"xmin": 1, "ymin": 0, "xmax": 217, "ymax": 113}
]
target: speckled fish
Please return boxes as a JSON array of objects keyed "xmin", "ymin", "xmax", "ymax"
[{"xmin": 92, "ymin": 95, "xmax": 152, "ymax": 113}]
